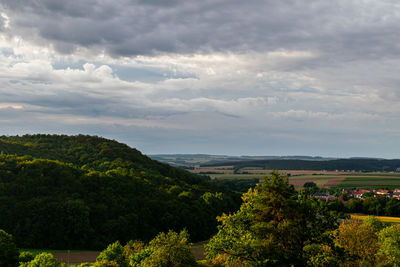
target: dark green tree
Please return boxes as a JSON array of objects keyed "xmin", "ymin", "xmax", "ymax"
[
  {"xmin": 0, "ymin": 229, "xmax": 18, "ymax": 267},
  {"xmin": 303, "ymin": 181, "xmax": 318, "ymax": 190}
]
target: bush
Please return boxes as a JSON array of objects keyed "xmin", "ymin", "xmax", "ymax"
[
  {"xmin": 96, "ymin": 241, "xmax": 126, "ymax": 267},
  {"xmin": 19, "ymin": 252, "xmax": 65, "ymax": 267},
  {"xmin": 18, "ymin": 252, "xmax": 34, "ymax": 263},
  {"xmin": 138, "ymin": 230, "xmax": 197, "ymax": 267}
]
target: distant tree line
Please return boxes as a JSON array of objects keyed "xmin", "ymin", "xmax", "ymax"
[{"xmin": 205, "ymin": 158, "xmax": 400, "ymax": 172}]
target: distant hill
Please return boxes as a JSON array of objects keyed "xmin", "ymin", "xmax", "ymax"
[
  {"xmin": 149, "ymin": 154, "xmax": 335, "ymax": 167},
  {"xmin": 0, "ymin": 135, "xmax": 240, "ymax": 249}
]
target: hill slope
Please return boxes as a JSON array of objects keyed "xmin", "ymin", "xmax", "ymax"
[{"xmin": 0, "ymin": 134, "xmax": 240, "ymax": 249}]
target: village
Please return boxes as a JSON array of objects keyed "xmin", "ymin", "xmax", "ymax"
[{"xmin": 314, "ymin": 188, "xmax": 400, "ymax": 202}]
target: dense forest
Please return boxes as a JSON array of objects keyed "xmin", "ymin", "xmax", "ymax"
[
  {"xmin": 205, "ymin": 158, "xmax": 400, "ymax": 172},
  {"xmin": 5, "ymin": 171, "xmax": 400, "ymax": 266},
  {"xmin": 0, "ymin": 134, "xmax": 240, "ymax": 250}
]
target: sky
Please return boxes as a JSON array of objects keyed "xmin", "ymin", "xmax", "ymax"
[{"xmin": 0, "ymin": 0, "xmax": 399, "ymax": 158}]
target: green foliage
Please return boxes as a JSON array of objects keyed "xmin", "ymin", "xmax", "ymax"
[
  {"xmin": 364, "ymin": 216, "xmax": 388, "ymax": 232},
  {"xmin": 334, "ymin": 220, "xmax": 379, "ymax": 266},
  {"xmin": 18, "ymin": 252, "xmax": 34, "ymax": 263},
  {"xmin": 129, "ymin": 248, "xmax": 152, "ymax": 266},
  {"xmin": 96, "ymin": 241, "xmax": 126, "ymax": 267},
  {"xmin": 303, "ymin": 244, "xmax": 338, "ymax": 267},
  {"xmin": 123, "ymin": 240, "xmax": 145, "ymax": 263},
  {"xmin": 133, "ymin": 230, "xmax": 197, "ymax": 267},
  {"xmin": 0, "ymin": 135, "xmax": 240, "ymax": 249},
  {"xmin": 0, "ymin": 229, "xmax": 19, "ymax": 267},
  {"xmin": 19, "ymin": 252, "xmax": 65, "ymax": 267},
  {"xmin": 304, "ymin": 181, "xmax": 318, "ymax": 189},
  {"xmin": 206, "ymin": 171, "xmax": 341, "ymax": 266},
  {"xmin": 92, "ymin": 260, "xmax": 119, "ymax": 266},
  {"xmin": 378, "ymin": 224, "xmax": 400, "ymax": 266}
]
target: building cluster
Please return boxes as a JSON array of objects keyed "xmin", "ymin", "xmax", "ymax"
[
  {"xmin": 341, "ymin": 188, "xmax": 400, "ymax": 200},
  {"xmin": 313, "ymin": 188, "xmax": 400, "ymax": 202}
]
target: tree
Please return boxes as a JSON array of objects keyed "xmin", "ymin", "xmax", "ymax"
[
  {"xmin": 303, "ymin": 182, "xmax": 318, "ymax": 190},
  {"xmin": 132, "ymin": 230, "xmax": 197, "ymax": 267},
  {"xmin": 334, "ymin": 220, "xmax": 379, "ymax": 265},
  {"xmin": 19, "ymin": 253, "xmax": 65, "ymax": 267},
  {"xmin": 206, "ymin": 171, "xmax": 339, "ymax": 266},
  {"xmin": 96, "ymin": 241, "xmax": 126, "ymax": 267},
  {"xmin": 363, "ymin": 192, "xmax": 375, "ymax": 198},
  {"xmin": 0, "ymin": 229, "xmax": 18, "ymax": 267},
  {"xmin": 378, "ymin": 224, "xmax": 400, "ymax": 266},
  {"xmin": 364, "ymin": 216, "xmax": 388, "ymax": 232},
  {"xmin": 302, "ymin": 244, "xmax": 338, "ymax": 267}
]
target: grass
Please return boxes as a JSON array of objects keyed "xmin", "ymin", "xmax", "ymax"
[{"xmin": 338, "ymin": 176, "xmax": 400, "ymax": 189}]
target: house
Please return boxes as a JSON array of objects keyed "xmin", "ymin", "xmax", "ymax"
[
  {"xmin": 376, "ymin": 189, "xmax": 390, "ymax": 195},
  {"xmin": 313, "ymin": 192, "xmax": 335, "ymax": 202},
  {"xmin": 375, "ymin": 189, "xmax": 390, "ymax": 198},
  {"xmin": 393, "ymin": 188, "xmax": 400, "ymax": 195},
  {"xmin": 353, "ymin": 189, "xmax": 370, "ymax": 199}
]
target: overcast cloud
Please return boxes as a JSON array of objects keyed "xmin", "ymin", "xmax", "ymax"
[{"xmin": 0, "ymin": 0, "xmax": 400, "ymax": 157}]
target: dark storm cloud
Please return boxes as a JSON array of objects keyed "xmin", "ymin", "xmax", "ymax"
[{"xmin": 3, "ymin": 0, "xmax": 400, "ymax": 60}]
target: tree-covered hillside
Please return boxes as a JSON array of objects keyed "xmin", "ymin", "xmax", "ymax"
[{"xmin": 0, "ymin": 135, "xmax": 240, "ymax": 249}]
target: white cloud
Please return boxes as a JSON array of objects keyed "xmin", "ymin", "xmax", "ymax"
[{"xmin": 0, "ymin": 0, "xmax": 400, "ymax": 157}]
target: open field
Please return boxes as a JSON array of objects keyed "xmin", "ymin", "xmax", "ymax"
[
  {"xmin": 20, "ymin": 249, "xmax": 99, "ymax": 265},
  {"xmin": 190, "ymin": 167, "xmax": 353, "ymax": 176},
  {"xmin": 192, "ymin": 240, "xmax": 207, "ymax": 260},
  {"xmin": 205, "ymin": 171, "xmax": 400, "ymax": 189},
  {"xmin": 209, "ymin": 173, "xmax": 263, "ymax": 179},
  {"xmin": 351, "ymin": 214, "xmax": 400, "ymax": 224}
]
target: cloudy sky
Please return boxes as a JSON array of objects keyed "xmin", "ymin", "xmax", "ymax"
[{"xmin": 0, "ymin": 0, "xmax": 399, "ymax": 158}]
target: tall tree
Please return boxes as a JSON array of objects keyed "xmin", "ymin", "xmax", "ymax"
[{"xmin": 206, "ymin": 171, "xmax": 339, "ymax": 266}]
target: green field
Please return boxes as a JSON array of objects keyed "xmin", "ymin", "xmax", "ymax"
[{"xmin": 338, "ymin": 176, "xmax": 400, "ymax": 189}]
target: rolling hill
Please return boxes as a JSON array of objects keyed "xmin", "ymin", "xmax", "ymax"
[{"xmin": 0, "ymin": 134, "xmax": 240, "ymax": 249}]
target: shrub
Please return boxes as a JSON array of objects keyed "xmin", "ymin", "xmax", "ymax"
[
  {"xmin": 18, "ymin": 252, "xmax": 34, "ymax": 263},
  {"xmin": 19, "ymin": 252, "xmax": 65, "ymax": 267}
]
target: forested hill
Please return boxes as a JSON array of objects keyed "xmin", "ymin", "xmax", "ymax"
[
  {"xmin": 0, "ymin": 134, "xmax": 199, "ymax": 182},
  {"xmin": 205, "ymin": 158, "xmax": 400, "ymax": 172},
  {"xmin": 0, "ymin": 134, "xmax": 240, "ymax": 250}
]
